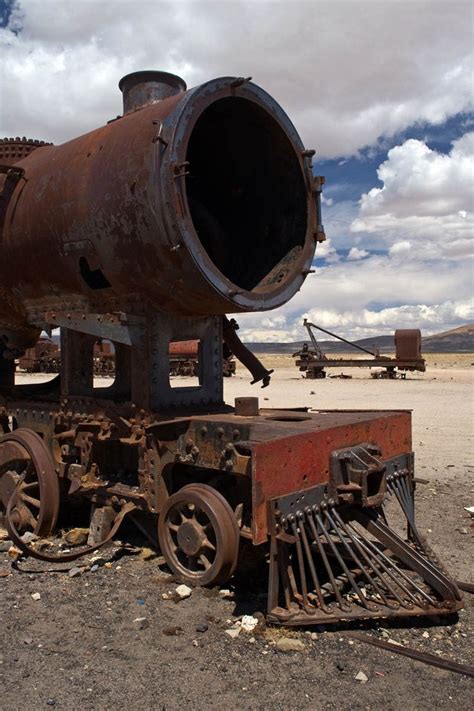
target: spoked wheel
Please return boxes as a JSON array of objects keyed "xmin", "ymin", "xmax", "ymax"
[
  {"xmin": 0, "ymin": 428, "xmax": 59, "ymax": 536},
  {"xmin": 158, "ymin": 483, "xmax": 239, "ymax": 586}
]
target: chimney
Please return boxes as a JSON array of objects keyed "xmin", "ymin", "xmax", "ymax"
[{"xmin": 118, "ymin": 70, "xmax": 187, "ymax": 115}]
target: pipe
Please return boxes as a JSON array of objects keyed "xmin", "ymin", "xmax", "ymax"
[{"xmin": 223, "ymin": 317, "xmax": 273, "ymax": 388}]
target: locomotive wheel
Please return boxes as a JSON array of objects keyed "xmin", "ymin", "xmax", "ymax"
[
  {"xmin": 158, "ymin": 483, "xmax": 239, "ymax": 586},
  {"xmin": 0, "ymin": 428, "xmax": 59, "ymax": 536}
]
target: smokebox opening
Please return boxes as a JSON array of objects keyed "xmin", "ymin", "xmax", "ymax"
[{"xmin": 185, "ymin": 97, "xmax": 307, "ymax": 292}]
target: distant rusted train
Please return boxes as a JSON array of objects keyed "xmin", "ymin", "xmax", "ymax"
[{"xmin": 17, "ymin": 337, "xmax": 235, "ymax": 377}]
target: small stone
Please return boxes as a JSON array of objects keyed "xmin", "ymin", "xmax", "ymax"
[
  {"xmin": 459, "ymin": 528, "xmax": 468, "ymax": 535},
  {"xmin": 387, "ymin": 638, "xmax": 403, "ymax": 646},
  {"xmin": 64, "ymin": 528, "xmax": 89, "ymax": 546},
  {"xmin": 240, "ymin": 615, "xmax": 259, "ymax": 633},
  {"xmin": 219, "ymin": 589, "xmax": 233, "ymax": 598},
  {"xmin": 175, "ymin": 584, "xmax": 192, "ymax": 600},
  {"xmin": 68, "ymin": 566, "xmax": 82, "ymax": 578},
  {"xmin": 31, "ymin": 592, "xmax": 41, "ymax": 601},
  {"xmin": 90, "ymin": 564, "xmax": 99, "ymax": 572},
  {"xmin": 21, "ymin": 531, "xmax": 39, "ymax": 544},
  {"xmin": 140, "ymin": 547, "xmax": 157, "ymax": 561},
  {"xmin": 196, "ymin": 622, "xmax": 208, "ymax": 633},
  {"xmin": 192, "ymin": 639, "xmax": 199, "ymax": 647},
  {"xmin": 7, "ymin": 545, "xmax": 21, "ymax": 559},
  {"xmin": 162, "ymin": 625, "xmax": 183, "ymax": 636},
  {"xmin": 104, "ymin": 562, "xmax": 113, "ymax": 569},
  {"xmin": 0, "ymin": 540, "xmax": 12, "ymax": 552},
  {"xmin": 310, "ymin": 632, "xmax": 318, "ymax": 641},
  {"xmin": 46, "ymin": 699, "xmax": 56, "ymax": 706},
  {"xmin": 22, "ymin": 636, "xmax": 33, "ymax": 645},
  {"xmin": 422, "ymin": 631, "xmax": 430, "ymax": 639},
  {"xmin": 225, "ymin": 627, "xmax": 241, "ymax": 639},
  {"xmin": 89, "ymin": 556, "xmax": 106, "ymax": 566},
  {"xmin": 248, "ymin": 637, "xmax": 256, "ymax": 644},
  {"xmin": 275, "ymin": 637, "xmax": 305, "ymax": 653},
  {"xmin": 132, "ymin": 617, "xmax": 148, "ymax": 630},
  {"xmin": 355, "ymin": 671, "xmax": 368, "ymax": 683},
  {"xmin": 161, "ymin": 592, "xmax": 171, "ymax": 600},
  {"xmin": 0, "ymin": 528, "xmax": 9, "ymax": 541}
]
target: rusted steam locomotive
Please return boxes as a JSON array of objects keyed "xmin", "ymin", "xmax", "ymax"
[{"xmin": 0, "ymin": 71, "xmax": 461, "ymax": 625}]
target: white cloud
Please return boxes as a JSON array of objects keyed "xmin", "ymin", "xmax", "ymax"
[
  {"xmin": 351, "ymin": 133, "xmax": 474, "ymax": 259},
  {"xmin": 1, "ymin": 1, "xmax": 473, "ymax": 156},
  {"xmin": 347, "ymin": 247, "xmax": 369, "ymax": 260},
  {"xmin": 238, "ymin": 252, "xmax": 473, "ymax": 340},
  {"xmin": 389, "ymin": 241, "xmax": 411, "ymax": 256}
]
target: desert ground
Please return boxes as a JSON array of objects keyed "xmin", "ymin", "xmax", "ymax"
[{"xmin": 1, "ymin": 354, "xmax": 473, "ymax": 710}]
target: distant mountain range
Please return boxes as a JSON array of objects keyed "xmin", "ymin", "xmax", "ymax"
[
  {"xmin": 246, "ymin": 323, "xmax": 474, "ymax": 354},
  {"xmin": 48, "ymin": 323, "xmax": 474, "ymax": 353}
]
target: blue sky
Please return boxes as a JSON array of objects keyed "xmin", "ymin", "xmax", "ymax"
[{"xmin": 1, "ymin": 0, "xmax": 472, "ymax": 341}]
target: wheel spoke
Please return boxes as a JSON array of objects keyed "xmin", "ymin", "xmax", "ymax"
[
  {"xmin": 22, "ymin": 481, "xmax": 40, "ymax": 491},
  {"xmin": 21, "ymin": 494, "xmax": 41, "ymax": 508},
  {"xmin": 199, "ymin": 554, "xmax": 211, "ymax": 570},
  {"xmin": 202, "ymin": 536, "xmax": 216, "ymax": 551},
  {"xmin": 25, "ymin": 509, "xmax": 38, "ymax": 529}
]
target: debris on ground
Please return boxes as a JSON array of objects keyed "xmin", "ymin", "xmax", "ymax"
[
  {"xmin": 139, "ymin": 547, "xmax": 157, "ymax": 561},
  {"xmin": 175, "ymin": 584, "xmax": 192, "ymax": 600},
  {"xmin": 132, "ymin": 617, "xmax": 148, "ymax": 630},
  {"xmin": 240, "ymin": 615, "xmax": 259, "ymax": 632},
  {"xmin": 225, "ymin": 627, "xmax": 241, "ymax": 639},
  {"xmin": 162, "ymin": 625, "xmax": 183, "ymax": 636},
  {"xmin": 64, "ymin": 528, "xmax": 89, "ymax": 546},
  {"xmin": 219, "ymin": 588, "xmax": 233, "ymax": 598},
  {"xmin": 275, "ymin": 638, "xmax": 305, "ymax": 653}
]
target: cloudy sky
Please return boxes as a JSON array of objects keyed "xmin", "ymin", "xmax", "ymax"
[{"xmin": 1, "ymin": 0, "xmax": 472, "ymax": 341}]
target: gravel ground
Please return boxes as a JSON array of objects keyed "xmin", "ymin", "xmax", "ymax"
[{"xmin": 1, "ymin": 357, "xmax": 472, "ymax": 710}]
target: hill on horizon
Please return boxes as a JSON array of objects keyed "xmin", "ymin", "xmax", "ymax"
[{"xmin": 247, "ymin": 323, "xmax": 474, "ymax": 354}]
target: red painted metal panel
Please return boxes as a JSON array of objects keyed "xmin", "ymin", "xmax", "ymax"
[{"xmin": 251, "ymin": 410, "xmax": 412, "ymax": 543}]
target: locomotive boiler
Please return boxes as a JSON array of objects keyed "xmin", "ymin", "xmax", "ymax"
[{"xmin": 0, "ymin": 71, "xmax": 462, "ymax": 626}]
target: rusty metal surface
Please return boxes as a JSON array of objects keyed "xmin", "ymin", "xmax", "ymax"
[
  {"xmin": 251, "ymin": 410, "xmax": 412, "ymax": 543},
  {"xmin": 349, "ymin": 633, "xmax": 474, "ymax": 678},
  {"xmin": 267, "ymin": 466, "xmax": 462, "ymax": 626},
  {"xmin": 0, "ymin": 137, "xmax": 52, "ymax": 166},
  {"xmin": 0, "ymin": 428, "xmax": 59, "ymax": 536},
  {"xmin": 158, "ymin": 483, "xmax": 239, "ymax": 585},
  {"xmin": 119, "ymin": 70, "xmax": 187, "ymax": 114},
  {"xmin": 296, "ymin": 357, "xmax": 426, "ymax": 375},
  {"xmin": 0, "ymin": 70, "xmax": 462, "ymax": 630},
  {"xmin": 395, "ymin": 329, "xmax": 424, "ymax": 361},
  {"xmin": 1, "ymin": 74, "xmax": 317, "ymax": 355},
  {"xmin": 223, "ymin": 317, "xmax": 273, "ymax": 386}
]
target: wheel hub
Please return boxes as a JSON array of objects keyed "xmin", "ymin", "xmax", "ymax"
[{"xmin": 177, "ymin": 520, "xmax": 205, "ymax": 556}]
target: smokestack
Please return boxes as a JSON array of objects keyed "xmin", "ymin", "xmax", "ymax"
[{"xmin": 119, "ymin": 70, "xmax": 187, "ymax": 115}]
